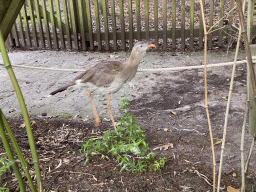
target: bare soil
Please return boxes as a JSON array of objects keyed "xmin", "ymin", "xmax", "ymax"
[{"xmin": 0, "ymin": 48, "xmax": 256, "ymax": 191}]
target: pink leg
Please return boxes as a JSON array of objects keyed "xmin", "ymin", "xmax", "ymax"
[
  {"xmin": 87, "ymin": 91, "xmax": 100, "ymax": 127},
  {"xmin": 107, "ymin": 94, "xmax": 116, "ymax": 130}
]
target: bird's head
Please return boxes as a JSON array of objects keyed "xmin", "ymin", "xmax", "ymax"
[{"xmin": 130, "ymin": 41, "xmax": 156, "ymax": 61}]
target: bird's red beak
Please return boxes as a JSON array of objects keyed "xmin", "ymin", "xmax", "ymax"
[{"xmin": 148, "ymin": 44, "xmax": 156, "ymax": 48}]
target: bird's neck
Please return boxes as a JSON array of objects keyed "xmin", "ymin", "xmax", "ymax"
[{"xmin": 126, "ymin": 51, "xmax": 145, "ymax": 67}]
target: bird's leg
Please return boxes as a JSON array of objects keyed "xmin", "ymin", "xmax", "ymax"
[
  {"xmin": 87, "ymin": 91, "xmax": 100, "ymax": 127},
  {"xmin": 107, "ymin": 94, "xmax": 117, "ymax": 130}
]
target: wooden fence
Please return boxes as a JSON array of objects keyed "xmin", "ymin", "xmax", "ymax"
[{"xmin": 5, "ymin": 0, "xmax": 256, "ymax": 51}]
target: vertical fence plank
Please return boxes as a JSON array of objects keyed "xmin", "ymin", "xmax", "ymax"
[
  {"xmin": 199, "ymin": 0, "xmax": 204, "ymax": 49},
  {"xmin": 94, "ymin": 0, "xmax": 102, "ymax": 50},
  {"xmin": 102, "ymin": 0, "xmax": 109, "ymax": 50},
  {"xmin": 85, "ymin": 0, "xmax": 94, "ymax": 50},
  {"xmin": 34, "ymin": 0, "xmax": 45, "ymax": 48},
  {"xmin": 21, "ymin": 5, "xmax": 31, "ymax": 48},
  {"xmin": 27, "ymin": 0, "xmax": 38, "ymax": 47},
  {"xmin": 247, "ymin": 0, "xmax": 254, "ymax": 42},
  {"xmin": 154, "ymin": 0, "xmax": 158, "ymax": 47},
  {"xmin": 172, "ymin": 0, "xmax": 176, "ymax": 51},
  {"xmin": 145, "ymin": 0, "xmax": 149, "ymax": 41},
  {"xmin": 70, "ymin": 0, "xmax": 79, "ymax": 50},
  {"xmin": 49, "ymin": 0, "xmax": 59, "ymax": 49},
  {"xmin": 128, "ymin": 0, "xmax": 133, "ymax": 48},
  {"xmin": 110, "ymin": 0, "xmax": 117, "ymax": 50},
  {"xmin": 77, "ymin": 0, "xmax": 86, "ymax": 50},
  {"xmin": 208, "ymin": 0, "xmax": 214, "ymax": 48},
  {"xmin": 136, "ymin": 0, "xmax": 141, "ymax": 40},
  {"xmin": 8, "ymin": 33, "xmax": 14, "ymax": 47},
  {"xmin": 69, "ymin": 0, "xmax": 79, "ymax": 50},
  {"xmin": 17, "ymin": 13, "xmax": 26, "ymax": 47},
  {"xmin": 12, "ymin": 23, "xmax": 20, "ymax": 47},
  {"xmin": 56, "ymin": 0, "xmax": 65, "ymax": 49},
  {"xmin": 181, "ymin": 0, "xmax": 185, "ymax": 50},
  {"xmin": 42, "ymin": 0, "xmax": 51, "ymax": 49},
  {"xmin": 163, "ymin": 0, "xmax": 167, "ymax": 50},
  {"xmin": 228, "ymin": 0, "xmax": 234, "ymax": 45},
  {"xmin": 218, "ymin": 0, "xmax": 224, "ymax": 47},
  {"xmin": 63, "ymin": 0, "xmax": 71, "ymax": 49},
  {"xmin": 119, "ymin": 0, "xmax": 125, "ymax": 50},
  {"xmin": 189, "ymin": 0, "xmax": 194, "ymax": 50}
]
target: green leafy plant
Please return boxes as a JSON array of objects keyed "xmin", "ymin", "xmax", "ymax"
[
  {"xmin": 0, "ymin": 157, "xmax": 11, "ymax": 191},
  {"xmin": 81, "ymin": 99, "xmax": 167, "ymax": 173}
]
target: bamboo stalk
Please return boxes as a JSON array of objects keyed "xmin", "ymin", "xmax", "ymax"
[
  {"xmin": 240, "ymin": 102, "xmax": 248, "ymax": 192},
  {"xmin": 0, "ymin": 30, "xmax": 43, "ymax": 192},
  {"xmin": 244, "ymin": 137, "xmax": 255, "ymax": 172},
  {"xmin": 0, "ymin": 116, "xmax": 26, "ymax": 192},
  {"xmin": 199, "ymin": 0, "xmax": 216, "ymax": 191},
  {"xmin": 217, "ymin": 1, "xmax": 244, "ymax": 189},
  {"xmin": 0, "ymin": 109, "xmax": 36, "ymax": 192}
]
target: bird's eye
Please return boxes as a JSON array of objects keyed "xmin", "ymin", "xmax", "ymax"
[{"xmin": 140, "ymin": 45, "xmax": 143, "ymax": 48}]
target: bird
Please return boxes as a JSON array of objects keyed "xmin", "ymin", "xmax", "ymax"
[{"xmin": 50, "ymin": 41, "xmax": 156, "ymax": 130}]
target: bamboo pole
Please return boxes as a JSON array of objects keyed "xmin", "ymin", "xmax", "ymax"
[
  {"xmin": 0, "ymin": 109, "xmax": 36, "ymax": 192},
  {"xmin": 0, "ymin": 116, "xmax": 26, "ymax": 192},
  {"xmin": 0, "ymin": 30, "xmax": 43, "ymax": 191},
  {"xmin": 199, "ymin": 0, "xmax": 216, "ymax": 191},
  {"xmin": 240, "ymin": 102, "xmax": 248, "ymax": 192},
  {"xmin": 216, "ymin": 2, "xmax": 244, "ymax": 190}
]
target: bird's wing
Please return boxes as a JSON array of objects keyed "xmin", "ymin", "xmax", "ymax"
[{"xmin": 78, "ymin": 61, "xmax": 124, "ymax": 87}]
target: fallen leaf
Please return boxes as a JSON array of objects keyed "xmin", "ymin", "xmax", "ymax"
[
  {"xmin": 227, "ymin": 186, "xmax": 240, "ymax": 192},
  {"xmin": 19, "ymin": 123, "xmax": 25, "ymax": 128},
  {"xmin": 171, "ymin": 111, "xmax": 177, "ymax": 115},
  {"xmin": 214, "ymin": 140, "xmax": 222, "ymax": 145},
  {"xmin": 164, "ymin": 128, "xmax": 168, "ymax": 132},
  {"xmin": 232, "ymin": 172, "xmax": 237, "ymax": 177},
  {"xmin": 153, "ymin": 143, "xmax": 174, "ymax": 151}
]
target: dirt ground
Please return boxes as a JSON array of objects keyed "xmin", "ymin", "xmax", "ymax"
[{"xmin": 1, "ymin": 48, "xmax": 256, "ymax": 191}]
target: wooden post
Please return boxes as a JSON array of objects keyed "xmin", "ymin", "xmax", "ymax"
[{"xmin": 249, "ymin": 44, "xmax": 256, "ymax": 137}]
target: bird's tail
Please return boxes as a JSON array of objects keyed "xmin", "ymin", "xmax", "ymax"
[{"xmin": 50, "ymin": 82, "xmax": 75, "ymax": 95}]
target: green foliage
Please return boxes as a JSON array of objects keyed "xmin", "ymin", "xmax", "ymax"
[
  {"xmin": 81, "ymin": 99, "xmax": 167, "ymax": 173},
  {"xmin": 0, "ymin": 157, "xmax": 11, "ymax": 191}
]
